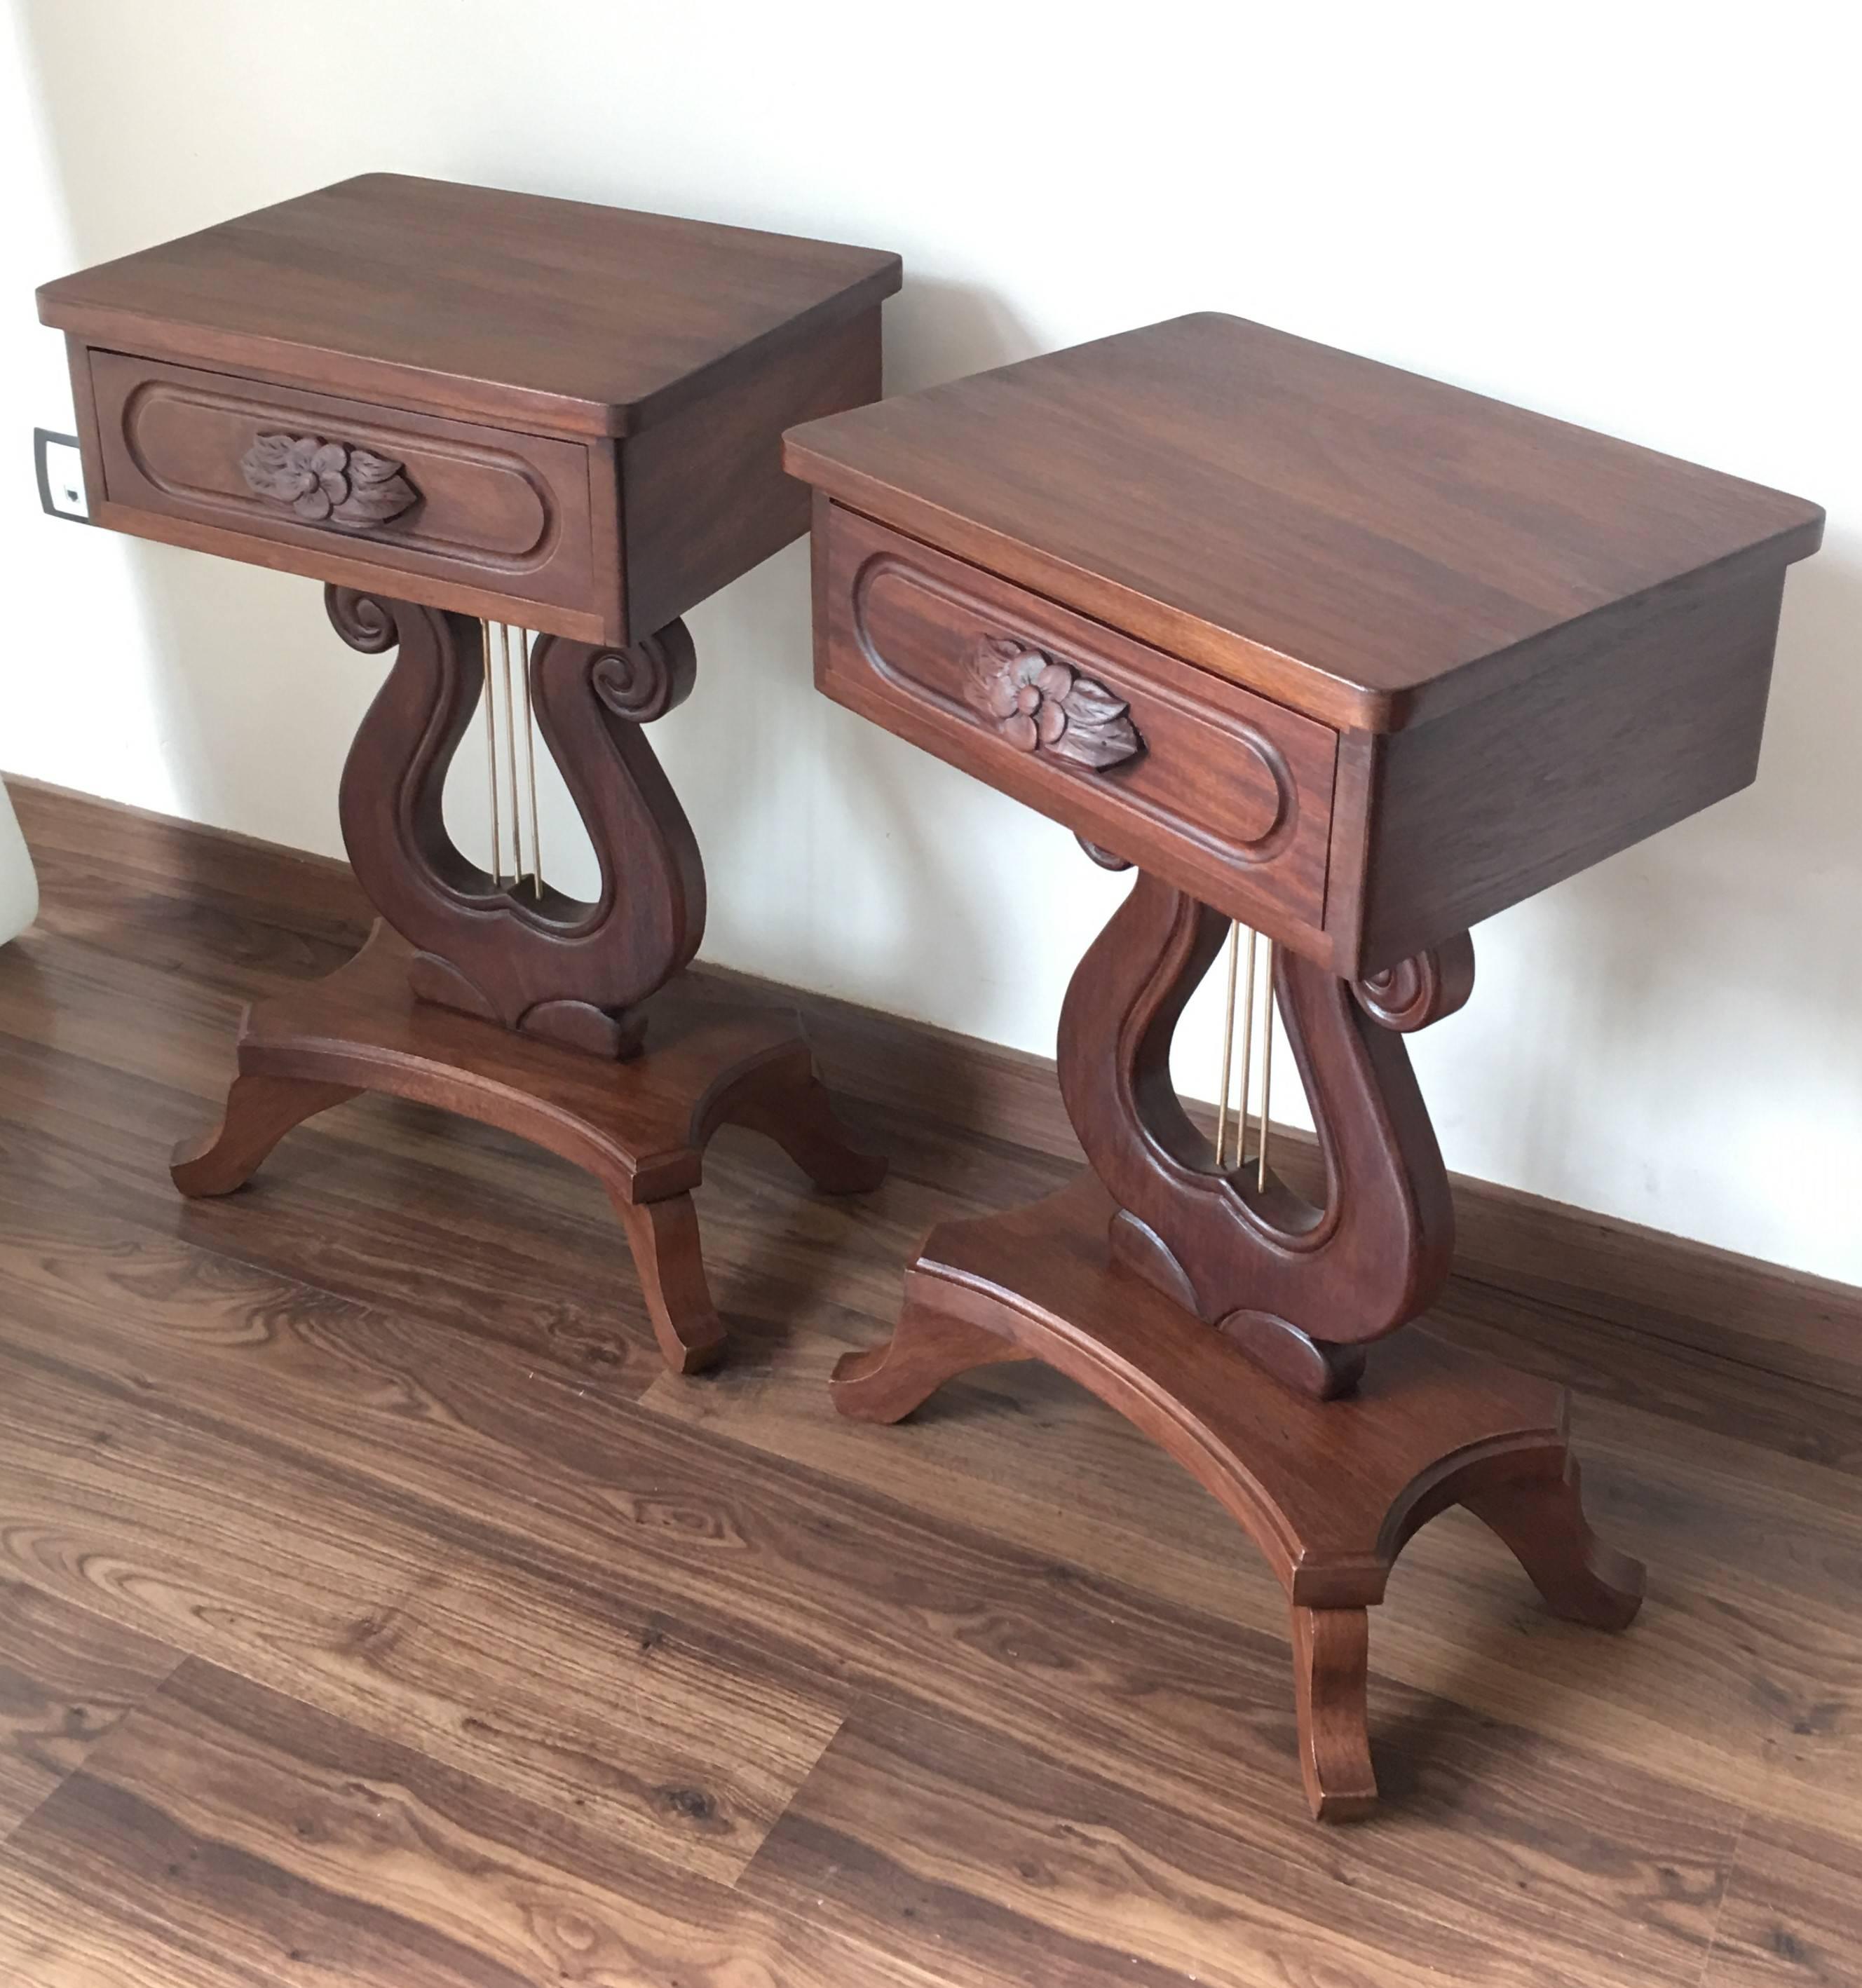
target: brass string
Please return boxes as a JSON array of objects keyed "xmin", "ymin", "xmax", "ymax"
[
  {"xmin": 498, "ymin": 623, "xmax": 523, "ymax": 888},
  {"xmin": 518, "ymin": 629, "xmax": 543, "ymax": 899},
  {"xmin": 481, "ymin": 619, "xmax": 503, "ymax": 889},
  {"xmin": 1256, "ymin": 937, "xmax": 1275, "ymax": 1190},
  {"xmin": 1235, "ymin": 926, "xmax": 1258, "ymax": 1178},
  {"xmin": 1215, "ymin": 923, "xmax": 1239, "ymax": 1169}
]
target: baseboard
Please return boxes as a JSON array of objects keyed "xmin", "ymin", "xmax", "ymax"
[{"xmin": 12, "ymin": 772, "xmax": 1860, "ymax": 1400}]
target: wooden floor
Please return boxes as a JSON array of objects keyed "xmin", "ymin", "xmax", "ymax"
[{"xmin": 0, "ymin": 785, "xmax": 1858, "ymax": 1987}]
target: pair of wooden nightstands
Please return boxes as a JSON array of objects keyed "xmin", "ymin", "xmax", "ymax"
[{"xmin": 39, "ymin": 174, "xmax": 1823, "ymax": 1820}]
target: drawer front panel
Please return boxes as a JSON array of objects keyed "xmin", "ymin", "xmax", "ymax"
[
  {"xmin": 89, "ymin": 350, "xmax": 600, "ymax": 624},
  {"xmin": 819, "ymin": 505, "xmax": 1336, "ymax": 944}
]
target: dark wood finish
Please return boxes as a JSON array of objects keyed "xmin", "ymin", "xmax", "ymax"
[
  {"xmin": 171, "ymin": 919, "xmax": 883, "ymax": 1373},
  {"xmin": 788, "ymin": 315, "xmax": 1816, "ymax": 1820},
  {"xmin": 38, "ymin": 172, "xmax": 901, "ymax": 439},
  {"xmin": 43, "ymin": 178, "xmax": 899, "ymax": 1372},
  {"xmin": 787, "ymin": 310, "xmax": 1823, "ymax": 731},
  {"xmin": 1353, "ymin": 564, "xmax": 1788, "ymax": 965},
  {"xmin": 621, "ymin": 308, "xmax": 883, "ymax": 640},
  {"xmin": 0, "ymin": 793, "xmax": 1854, "ymax": 1981},
  {"xmin": 325, "ymin": 587, "xmax": 703, "ymax": 1054},
  {"xmin": 817, "ymin": 499, "xmax": 1339, "ymax": 951},
  {"xmin": 43, "ymin": 173, "xmax": 902, "ymax": 646},
  {"xmin": 831, "ymin": 1179, "xmax": 1643, "ymax": 1818}
]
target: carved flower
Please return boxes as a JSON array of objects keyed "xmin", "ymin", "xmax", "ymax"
[
  {"xmin": 240, "ymin": 434, "xmax": 419, "ymax": 527},
  {"xmin": 963, "ymin": 636, "xmax": 1141, "ymax": 769},
  {"xmin": 243, "ymin": 434, "xmax": 351, "ymax": 519}
]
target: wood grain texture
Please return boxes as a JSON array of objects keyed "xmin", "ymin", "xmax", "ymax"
[
  {"xmin": 1, "ymin": 782, "xmax": 1858, "ymax": 1975},
  {"xmin": 39, "ymin": 172, "xmax": 900, "ymax": 438},
  {"xmin": 0, "ymin": 1581, "xmax": 182, "ymax": 1848},
  {"xmin": 786, "ymin": 311, "xmax": 1821, "ymax": 730},
  {"xmin": 1354, "ymin": 562, "xmax": 1788, "ymax": 965}
]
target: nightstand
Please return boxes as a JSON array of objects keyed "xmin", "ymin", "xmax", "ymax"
[
  {"xmin": 40, "ymin": 173, "xmax": 902, "ymax": 1373},
  {"xmin": 786, "ymin": 311, "xmax": 1822, "ymax": 1817}
]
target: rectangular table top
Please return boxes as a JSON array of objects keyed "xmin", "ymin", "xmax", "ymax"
[
  {"xmin": 38, "ymin": 173, "xmax": 900, "ymax": 442},
  {"xmin": 785, "ymin": 313, "xmax": 1822, "ymax": 731}
]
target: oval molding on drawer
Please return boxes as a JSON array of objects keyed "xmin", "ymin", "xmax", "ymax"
[
  {"xmin": 852, "ymin": 549, "xmax": 1300, "ymax": 860},
  {"xmin": 819, "ymin": 505, "xmax": 1338, "ymax": 940},
  {"xmin": 121, "ymin": 379, "xmax": 558, "ymax": 570}
]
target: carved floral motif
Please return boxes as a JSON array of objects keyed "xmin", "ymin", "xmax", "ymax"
[
  {"xmin": 240, "ymin": 433, "xmax": 419, "ymax": 527},
  {"xmin": 963, "ymin": 636, "xmax": 1141, "ymax": 769}
]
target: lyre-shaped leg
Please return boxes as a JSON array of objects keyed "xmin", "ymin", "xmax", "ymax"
[
  {"xmin": 327, "ymin": 588, "xmax": 705, "ymax": 1056},
  {"xmin": 1057, "ymin": 870, "xmax": 1473, "ymax": 1395}
]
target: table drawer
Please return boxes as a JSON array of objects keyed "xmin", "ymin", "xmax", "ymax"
[
  {"xmin": 816, "ymin": 504, "xmax": 1337, "ymax": 945},
  {"xmin": 86, "ymin": 350, "xmax": 604, "ymax": 634}
]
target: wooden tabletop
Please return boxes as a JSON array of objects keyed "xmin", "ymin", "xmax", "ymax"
[
  {"xmin": 37, "ymin": 174, "xmax": 900, "ymax": 442},
  {"xmin": 786, "ymin": 313, "xmax": 1822, "ymax": 730}
]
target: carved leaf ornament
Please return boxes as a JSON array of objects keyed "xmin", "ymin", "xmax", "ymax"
[
  {"xmin": 963, "ymin": 636, "xmax": 1142, "ymax": 769},
  {"xmin": 240, "ymin": 433, "xmax": 419, "ymax": 527}
]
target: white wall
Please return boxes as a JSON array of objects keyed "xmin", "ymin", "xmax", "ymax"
[{"xmin": 6, "ymin": 0, "xmax": 1858, "ymax": 1283}]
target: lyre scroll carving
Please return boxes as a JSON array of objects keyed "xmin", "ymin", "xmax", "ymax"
[
  {"xmin": 327, "ymin": 588, "xmax": 704, "ymax": 1057},
  {"xmin": 1056, "ymin": 871, "xmax": 1472, "ymax": 1396}
]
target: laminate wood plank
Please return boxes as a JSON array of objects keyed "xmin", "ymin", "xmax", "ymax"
[
  {"xmin": 0, "ymin": 1199, "xmax": 1324, "ymax": 1846},
  {"xmin": 1704, "ymin": 1799, "xmax": 1862, "ymax": 1987},
  {"xmin": 0, "ymin": 1245, "xmax": 846, "ymax": 1884},
  {"xmin": 0, "ymin": 1579, "xmax": 182, "ymax": 1846},
  {"xmin": 0, "ymin": 1660, "xmax": 932, "ymax": 1988},
  {"xmin": 0, "ymin": 933, "xmax": 1038, "ymax": 1401},
  {"xmin": 0, "ymin": 1035, "xmax": 675, "ymax": 1398},
  {"xmin": 741, "ymin": 1697, "xmax": 1739, "ymax": 1988}
]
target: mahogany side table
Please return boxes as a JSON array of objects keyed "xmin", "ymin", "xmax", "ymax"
[
  {"xmin": 785, "ymin": 313, "xmax": 1823, "ymax": 1818},
  {"xmin": 38, "ymin": 173, "xmax": 901, "ymax": 1373}
]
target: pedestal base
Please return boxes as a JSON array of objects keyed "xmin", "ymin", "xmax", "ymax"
[
  {"xmin": 174, "ymin": 923, "xmax": 886, "ymax": 1373},
  {"xmin": 831, "ymin": 1176, "xmax": 1643, "ymax": 1820}
]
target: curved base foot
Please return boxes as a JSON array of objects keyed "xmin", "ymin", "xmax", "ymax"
[
  {"xmin": 616, "ymin": 1193, "xmax": 728, "ymax": 1375},
  {"xmin": 834, "ymin": 1176, "xmax": 1645, "ymax": 1821},
  {"xmin": 1291, "ymin": 1606, "xmax": 1377, "ymax": 1823},
  {"xmin": 831, "ymin": 1295, "xmax": 1028, "ymax": 1423},
  {"xmin": 171, "ymin": 1073, "xmax": 361, "ymax": 1197},
  {"xmin": 721, "ymin": 1070, "xmax": 889, "ymax": 1196},
  {"xmin": 184, "ymin": 925, "xmax": 885, "ymax": 1375},
  {"xmin": 1462, "ymin": 1456, "xmax": 1645, "ymax": 1630}
]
